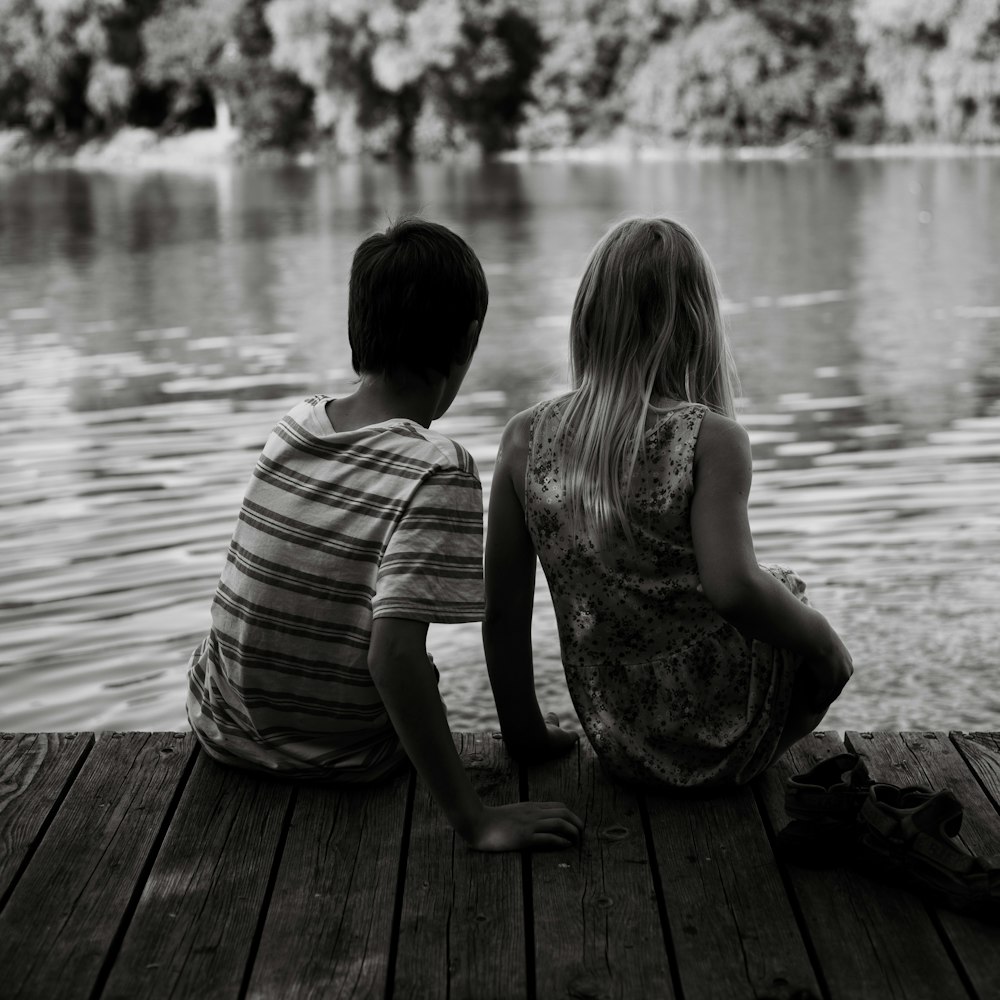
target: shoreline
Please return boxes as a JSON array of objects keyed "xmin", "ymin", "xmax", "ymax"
[
  {"xmin": 498, "ymin": 140, "xmax": 1000, "ymax": 163},
  {"xmin": 4, "ymin": 126, "xmax": 1000, "ymax": 173}
]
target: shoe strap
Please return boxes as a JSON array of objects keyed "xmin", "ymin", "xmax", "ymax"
[
  {"xmin": 911, "ymin": 830, "xmax": 978, "ymax": 875},
  {"xmin": 791, "ymin": 788, "xmax": 863, "ymax": 816},
  {"xmin": 861, "ymin": 792, "xmax": 982, "ymax": 877}
]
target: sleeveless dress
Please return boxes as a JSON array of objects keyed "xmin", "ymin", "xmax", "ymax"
[{"xmin": 525, "ymin": 395, "xmax": 807, "ymax": 790}]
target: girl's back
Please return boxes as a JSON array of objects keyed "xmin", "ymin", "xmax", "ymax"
[
  {"xmin": 524, "ymin": 391, "xmax": 802, "ymax": 789},
  {"xmin": 526, "ymin": 394, "xmax": 721, "ymax": 668}
]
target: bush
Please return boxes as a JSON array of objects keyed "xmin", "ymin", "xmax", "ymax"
[{"xmin": 230, "ymin": 65, "xmax": 314, "ymax": 149}]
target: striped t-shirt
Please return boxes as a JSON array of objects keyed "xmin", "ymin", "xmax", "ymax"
[{"xmin": 186, "ymin": 394, "xmax": 485, "ymax": 781}]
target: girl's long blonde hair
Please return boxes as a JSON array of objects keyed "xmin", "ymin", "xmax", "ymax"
[{"xmin": 557, "ymin": 216, "xmax": 739, "ymax": 548}]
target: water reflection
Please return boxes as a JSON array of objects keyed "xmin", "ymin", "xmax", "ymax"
[{"xmin": 1, "ymin": 158, "xmax": 999, "ymax": 733}]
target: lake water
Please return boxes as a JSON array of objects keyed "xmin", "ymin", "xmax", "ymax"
[{"xmin": 2, "ymin": 157, "xmax": 1000, "ymax": 734}]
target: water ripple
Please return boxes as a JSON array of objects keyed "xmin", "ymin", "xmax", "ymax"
[{"xmin": 3, "ymin": 159, "xmax": 1000, "ymax": 736}]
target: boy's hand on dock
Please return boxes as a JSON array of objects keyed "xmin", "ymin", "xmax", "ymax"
[{"xmin": 466, "ymin": 801, "xmax": 584, "ymax": 852}]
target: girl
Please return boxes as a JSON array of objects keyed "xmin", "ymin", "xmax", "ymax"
[{"xmin": 483, "ymin": 217, "xmax": 853, "ymax": 790}]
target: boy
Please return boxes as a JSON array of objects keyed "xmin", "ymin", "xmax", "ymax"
[{"xmin": 187, "ymin": 218, "xmax": 581, "ymax": 852}]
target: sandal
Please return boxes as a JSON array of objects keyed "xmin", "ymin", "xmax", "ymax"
[
  {"xmin": 776, "ymin": 753, "xmax": 874, "ymax": 866},
  {"xmin": 777, "ymin": 753, "xmax": 932, "ymax": 868},
  {"xmin": 856, "ymin": 784, "xmax": 1000, "ymax": 919},
  {"xmin": 784, "ymin": 753, "xmax": 873, "ymax": 824}
]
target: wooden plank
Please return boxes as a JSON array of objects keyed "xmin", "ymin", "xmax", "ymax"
[
  {"xmin": 245, "ymin": 766, "xmax": 412, "ymax": 1000},
  {"xmin": 845, "ymin": 731, "xmax": 1000, "ymax": 999},
  {"xmin": 0, "ymin": 732, "xmax": 93, "ymax": 903},
  {"xmin": 758, "ymin": 733, "xmax": 964, "ymax": 1000},
  {"xmin": 100, "ymin": 753, "xmax": 294, "ymax": 1000},
  {"xmin": 527, "ymin": 738, "xmax": 675, "ymax": 999},
  {"xmin": 646, "ymin": 772, "xmax": 821, "ymax": 1000},
  {"xmin": 0, "ymin": 732, "xmax": 195, "ymax": 1000},
  {"xmin": 951, "ymin": 731, "xmax": 1000, "ymax": 810},
  {"xmin": 393, "ymin": 732, "xmax": 526, "ymax": 1000}
]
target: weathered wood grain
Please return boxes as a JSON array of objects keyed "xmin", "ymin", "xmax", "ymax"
[
  {"xmin": 100, "ymin": 753, "xmax": 294, "ymax": 1000},
  {"xmin": 3, "ymin": 729, "xmax": 996, "ymax": 1000},
  {"xmin": 245, "ymin": 766, "xmax": 412, "ymax": 1000},
  {"xmin": 646, "ymin": 770, "xmax": 821, "ymax": 1000},
  {"xmin": 0, "ymin": 732, "xmax": 194, "ymax": 1000},
  {"xmin": 758, "ymin": 732, "xmax": 964, "ymax": 1000},
  {"xmin": 527, "ymin": 738, "xmax": 675, "ymax": 1000},
  {"xmin": 0, "ymin": 731, "xmax": 93, "ymax": 903},
  {"xmin": 393, "ymin": 732, "xmax": 526, "ymax": 1000},
  {"xmin": 845, "ymin": 731, "xmax": 1000, "ymax": 999},
  {"xmin": 951, "ymin": 731, "xmax": 1000, "ymax": 811}
]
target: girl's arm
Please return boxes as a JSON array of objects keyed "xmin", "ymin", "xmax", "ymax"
[
  {"xmin": 483, "ymin": 411, "xmax": 578, "ymax": 762},
  {"xmin": 690, "ymin": 412, "xmax": 853, "ymax": 698}
]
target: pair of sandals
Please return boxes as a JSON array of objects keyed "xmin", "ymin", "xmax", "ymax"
[{"xmin": 777, "ymin": 753, "xmax": 1000, "ymax": 920}]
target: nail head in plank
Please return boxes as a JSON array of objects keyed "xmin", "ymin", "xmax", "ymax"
[
  {"xmin": 759, "ymin": 733, "xmax": 962, "ymax": 1000},
  {"xmin": 646, "ymin": 776, "xmax": 821, "ymax": 1000},
  {"xmin": 393, "ymin": 731, "xmax": 526, "ymax": 1000},
  {"xmin": 246, "ymin": 765, "xmax": 411, "ymax": 1000},
  {"xmin": 845, "ymin": 731, "xmax": 1000, "ymax": 998},
  {"xmin": 0, "ymin": 732, "xmax": 93, "ymax": 902},
  {"xmin": 527, "ymin": 738, "xmax": 675, "ymax": 999},
  {"xmin": 100, "ymin": 753, "xmax": 293, "ymax": 1000},
  {"xmin": 0, "ymin": 732, "xmax": 195, "ymax": 1000}
]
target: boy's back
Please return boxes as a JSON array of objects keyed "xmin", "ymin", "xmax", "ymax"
[
  {"xmin": 186, "ymin": 393, "xmax": 485, "ymax": 781},
  {"xmin": 185, "ymin": 217, "xmax": 581, "ymax": 851}
]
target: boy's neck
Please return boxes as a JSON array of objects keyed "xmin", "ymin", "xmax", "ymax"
[{"xmin": 327, "ymin": 372, "xmax": 446, "ymax": 431}]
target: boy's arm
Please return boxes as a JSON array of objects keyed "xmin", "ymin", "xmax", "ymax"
[
  {"xmin": 482, "ymin": 412, "xmax": 578, "ymax": 762},
  {"xmin": 369, "ymin": 616, "xmax": 582, "ymax": 850}
]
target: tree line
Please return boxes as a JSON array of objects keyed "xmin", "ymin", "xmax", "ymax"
[{"xmin": 2, "ymin": 0, "xmax": 999, "ymax": 157}]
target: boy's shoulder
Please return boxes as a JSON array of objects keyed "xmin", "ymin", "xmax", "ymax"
[
  {"xmin": 292, "ymin": 394, "xmax": 479, "ymax": 481},
  {"xmin": 406, "ymin": 421, "xmax": 479, "ymax": 480}
]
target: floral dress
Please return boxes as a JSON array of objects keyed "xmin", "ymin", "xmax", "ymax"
[{"xmin": 525, "ymin": 395, "xmax": 806, "ymax": 789}]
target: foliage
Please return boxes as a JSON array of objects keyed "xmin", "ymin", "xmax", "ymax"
[
  {"xmin": 0, "ymin": 0, "xmax": 92, "ymax": 133},
  {"xmin": 266, "ymin": 0, "xmax": 543, "ymax": 157},
  {"xmin": 139, "ymin": 0, "xmax": 243, "ymax": 128},
  {"xmin": 518, "ymin": 0, "xmax": 631, "ymax": 147},
  {"xmin": 0, "ymin": 0, "xmax": 999, "ymax": 153},
  {"xmin": 620, "ymin": 0, "xmax": 880, "ymax": 146},
  {"xmin": 855, "ymin": 0, "xmax": 1000, "ymax": 140}
]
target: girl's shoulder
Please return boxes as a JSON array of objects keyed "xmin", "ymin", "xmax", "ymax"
[
  {"xmin": 497, "ymin": 404, "xmax": 537, "ymax": 474},
  {"xmin": 693, "ymin": 410, "xmax": 752, "ymax": 472},
  {"xmin": 504, "ymin": 394, "xmax": 572, "ymax": 445},
  {"xmin": 697, "ymin": 407, "xmax": 746, "ymax": 437}
]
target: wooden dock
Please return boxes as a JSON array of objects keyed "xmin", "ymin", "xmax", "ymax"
[{"xmin": 1, "ymin": 730, "xmax": 998, "ymax": 1000}]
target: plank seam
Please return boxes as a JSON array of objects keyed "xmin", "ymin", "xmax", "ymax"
[
  {"xmin": 88, "ymin": 736, "xmax": 200, "ymax": 1000},
  {"xmin": 750, "ymin": 780, "xmax": 833, "ymax": 1000},
  {"xmin": 446, "ymin": 833, "xmax": 455, "ymax": 1000},
  {"xmin": 923, "ymin": 901, "xmax": 981, "ymax": 1000},
  {"xmin": 637, "ymin": 793, "xmax": 686, "ymax": 1000},
  {"xmin": 519, "ymin": 760, "xmax": 537, "ymax": 1000},
  {"xmin": 0, "ymin": 732, "xmax": 96, "ymax": 916},
  {"xmin": 931, "ymin": 733, "xmax": 993, "ymax": 1000},
  {"xmin": 383, "ymin": 765, "xmax": 416, "ymax": 1000},
  {"xmin": 237, "ymin": 784, "xmax": 299, "ymax": 1000}
]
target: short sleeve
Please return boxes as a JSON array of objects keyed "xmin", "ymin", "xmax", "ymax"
[{"xmin": 372, "ymin": 465, "xmax": 485, "ymax": 623}]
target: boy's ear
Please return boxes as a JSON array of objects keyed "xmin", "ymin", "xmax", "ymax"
[{"xmin": 457, "ymin": 319, "xmax": 480, "ymax": 364}]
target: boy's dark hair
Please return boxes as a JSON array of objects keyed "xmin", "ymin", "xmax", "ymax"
[{"xmin": 348, "ymin": 218, "xmax": 489, "ymax": 380}]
